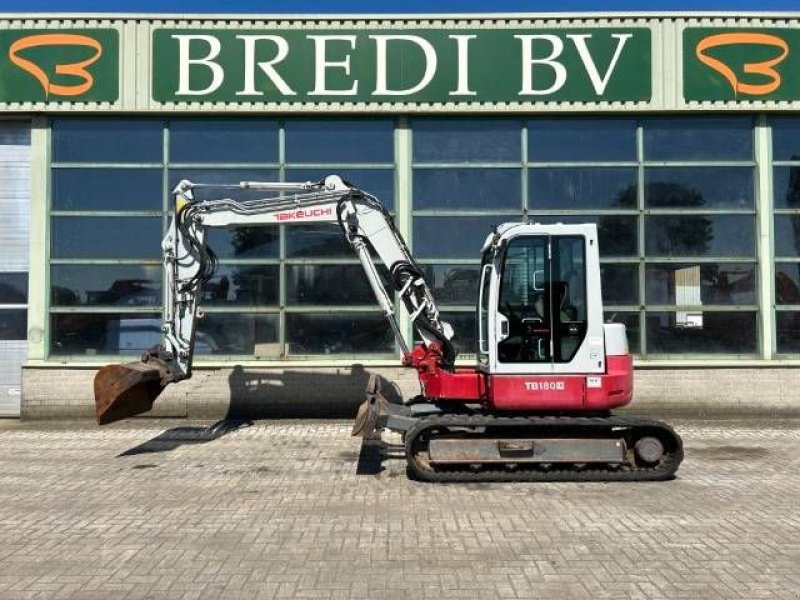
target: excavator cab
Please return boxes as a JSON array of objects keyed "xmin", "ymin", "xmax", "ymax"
[{"xmin": 478, "ymin": 223, "xmax": 606, "ymax": 378}]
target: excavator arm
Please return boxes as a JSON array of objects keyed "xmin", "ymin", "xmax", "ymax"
[{"xmin": 94, "ymin": 175, "xmax": 455, "ymax": 425}]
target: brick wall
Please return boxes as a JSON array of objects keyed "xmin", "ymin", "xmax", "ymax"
[{"xmin": 20, "ymin": 365, "xmax": 800, "ymax": 420}]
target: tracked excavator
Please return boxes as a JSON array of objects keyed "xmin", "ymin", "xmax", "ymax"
[{"xmin": 94, "ymin": 175, "xmax": 683, "ymax": 482}]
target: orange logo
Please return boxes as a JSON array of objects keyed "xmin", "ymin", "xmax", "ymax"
[
  {"xmin": 696, "ymin": 32, "xmax": 789, "ymax": 96},
  {"xmin": 8, "ymin": 33, "xmax": 102, "ymax": 98}
]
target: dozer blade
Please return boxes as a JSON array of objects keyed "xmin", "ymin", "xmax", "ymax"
[
  {"xmin": 352, "ymin": 373, "xmax": 390, "ymax": 437},
  {"xmin": 94, "ymin": 361, "xmax": 170, "ymax": 425}
]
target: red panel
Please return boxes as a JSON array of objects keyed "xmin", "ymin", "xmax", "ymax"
[
  {"xmin": 418, "ymin": 368, "xmax": 486, "ymax": 401},
  {"xmin": 488, "ymin": 375, "xmax": 586, "ymax": 410},
  {"xmin": 584, "ymin": 354, "xmax": 633, "ymax": 410}
]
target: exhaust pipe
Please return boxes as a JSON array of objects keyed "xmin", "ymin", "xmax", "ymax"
[{"xmin": 94, "ymin": 357, "xmax": 175, "ymax": 425}]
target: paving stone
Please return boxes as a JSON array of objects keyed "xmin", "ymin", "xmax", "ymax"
[{"xmin": 0, "ymin": 419, "xmax": 796, "ymax": 599}]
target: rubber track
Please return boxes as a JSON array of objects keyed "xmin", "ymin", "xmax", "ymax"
[{"xmin": 404, "ymin": 414, "xmax": 684, "ymax": 483}]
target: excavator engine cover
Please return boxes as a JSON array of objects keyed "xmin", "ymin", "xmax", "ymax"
[{"xmin": 94, "ymin": 361, "xmax": 170, "ymax": 425}]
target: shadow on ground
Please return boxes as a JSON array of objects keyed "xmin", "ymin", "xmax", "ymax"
[
  {"xmin": 117, "ymin": 419, "xmax": 253, "ymax": 456},
  {"xmin": 354, "ymin": 434, "xmax": 405, "ymax": 475}
]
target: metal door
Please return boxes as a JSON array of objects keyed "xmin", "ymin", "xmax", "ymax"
[{"xmin": 0, "ymin": 122, "xmax": 30, "ymax": 417}]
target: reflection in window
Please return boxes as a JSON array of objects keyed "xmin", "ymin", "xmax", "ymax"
[
  {"xmin": 51, "ymin": 265, "xmax": 161, "ymax": 307},
  {"xmin": 776, "ymin": 265, "xmax": 800, "ymax": 305},
  {"xmin": 646, "ymin": 311, "xmax": 757, "ymax": 354},
  {"xmin": 774, "ymin": 215, "xmax": 800, "ymax": 258},
  {"xmin": 195, "ymin": 314, "xmax": 279, "ymax": 356},
  {"xmin": 776, "ymin": 312, "xmax": 800, "ymax": 354},
  {"xmin": 205, "ymin": 227, "xmax": 279, "ymax": 259},
  {"xmin": 420, "ymin": 264, "xmax": 481, "ymax": 306},
  {"xmin": 285, "ymin": 119, "xmax": 394, "ymax": 164},
  {"xmin": 201, "ymin": 266, "xmax": 279, "ymax": 307},
  {"xmin": 53, "ymin": 119, "xmax": 163, "ymax": 163},
  {"xmin": 169, "ymin": 119, "xmax": 279, "ymax": 163},
  {"xmin": 530, "ymin": 168, "xmax": 637, "ymax": 210},
  {"xmin": 53, "ymin": 168, "xmax": 163, "ymax": 211},
  {"xmin": 286, "ymin": 313, "xmax": 394, "ymax": 354},
  {"xmin": 645, "ymin": 167, "xmax": 753, "ymax": 209},
  {"xmin": 0, "ymin": 272, "xmax": 28, "ymax": 304},
  {"xmin": 645, "ymin": 263, "xmax": 756, "ymax": 306},
  {"xmin": 51, "ymin": 313, "xmax": 162, "ymax": 355},
  {"xmin": 600, "ymin": 265, "xmax": 638, "ymax": 305},
  {"xmin": 0, "ymin": 309, "xmax": 26, "ymax": 341},
  {"xmin": 285, "ymin": 224, "xmax": 352, "ymax": 258},
  {"xmin": 528, "ymin": 118, "xmax": 636, "ymax": 162},
  {"xmin": 413, "ymin": 216, "xmax": 512, "ymax": 259},
  {"xmin": 645, "ymin": 215, "xmax": 754, "ymax": 258},
  {"xmin": 771, "ymin": 118, "xmax": 800, "ymax": 161},
  {"xmin": 643, "ymin": 118, "xmax": 753, "ymax": 161},
  {"xmin": 286, "ymin": 264, "xmax": 388, "ymax": 306},
  {"xmin": 51, "ymin": 217, "xmax": 163, "ymax": 260},
  {"xmin": 413, "ymin": 119, "xmax": 521, "ymax": 162},
  {"xmin": 414, "ymin": 168, "xmax": 521, "ymax": 210},
  {"xmin": 416, "ymin": 312, "xmax": 476, "ymax": 354},
  {"xmin": 772, "ymin": 166, "xmax": 800, "ymax": 209}
]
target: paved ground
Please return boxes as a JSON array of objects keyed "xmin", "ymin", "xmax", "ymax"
[{"xmin": 0, "ymin": 419, "xmax": 797, "ymax": 600}]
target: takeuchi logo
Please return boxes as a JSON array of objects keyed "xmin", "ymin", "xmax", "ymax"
[
  {"xmin": 695, "ymin": 32, "xmax": 789, "ymax": 96},
  {"xmin": 8, "ymin": 33, "xmax": 103, "ymax": 98}
]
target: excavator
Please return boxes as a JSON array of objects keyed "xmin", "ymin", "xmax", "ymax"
[{"xmin": 94, "ymin": 175, "xmax": 683, "ymax": 482}]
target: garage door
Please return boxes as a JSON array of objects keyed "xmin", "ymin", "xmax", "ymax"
[{"xmin": 0, "ymin": 122, "xmax": 30, "ymax": 417}]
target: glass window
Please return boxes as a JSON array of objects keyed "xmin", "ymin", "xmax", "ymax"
[
  {"xmin": 776, "ymin": 312, "xmax": 800, "ymax": 354},
  {"xmin": 530, "ymin": 167, "xmax": 637, "ymax": 210},
  {"xmin": 771, "ymin": 118, "xmax": 800, "ymax": 162},
  {"xmin": 51, "ymin": 265, "xmax": 161, "ymax": 307},
  {"xmin": 535, "ymin": 215, "xmax": 638, "ymax": 258},
  {"xmin": 0, "ymin": 309, "xmax": 26, "ymax": 341},
  {"xmin": 413, "ymin": 119, "xmax": 520, "ymax": 162},
  {"xmin": 643, "ymin": 118, "xmax": 753, "ymax": 161},
  {"xmin": 772, "ymin": 166, "xmax": 800, "ymax": 209},
  {"xmin": 413, "ymin": 216, "xmax": 512, "ymax": 259},
  {"xmin": 645, "ymin": 311, "xmax": 757, "ymax": 354},
  {"xmin": 285, "ymin": 119, "xmax": 394, "ymax": 164},
  {"xmin": 776, "ymin": 265, "xmax": 800, "ymax": 305},
  {"xmin": 285, "ymin": 224, "xmax": 352, "ymax": 258},
  {"xmin": 205, "ymin": 227, "xmax": 279, "ymax": 260},
  {"xmin": 169, "ymin": 169, "xmax": 280, "ymax": 202},
  {"xmin": 169, "ymin": 119, "xmax": 278, "ymax": 163},
  {"xmin": 0, "ymin": 272, "xmax": 28, "ymax": 304},
  {"xmin": 52, "ymin": 119, "xmax": 162, "ymax": 163},
  {"xmin": 420, "ymin": 264, "xmax": 481, "ymax": 306},
  {"xmin": 51, "ymin": 217, "xmax": 163, "ymax": 260},
  {"xmin": 199, "ymin": 265, "xmax": 279, "ymax": 307},
  {"xmin": 604, "ymin": 311, "xmax": 640, "ymax": 354},
  {"xmin": 286, "ymin": 264, "xmax": 388, "ymax": 306},
  {"xmin": 413, "ymin": 169, "xmax": 521, "ymax": 210},
  {"xmin": 645, "ymin": 215, "xmax": 755, "ymax": 258},
  {"xmin": 600, "ymin": 264, "xmax": 638, "ymax": 305},
  {"xmin": 287, "ymin": 168, "xmax": 395, "ymax": 211},
  {"xmin": 528, "ymin": 118, "xmax": 636, "ymax": 162},
  {"xmin": 416, "ymin": 311, "xmax": 477, "ymax": 355},
  {"xmin": 645, "ymin": 167, "xmax": 753, "ymax": 209},
  {"xmin": 195, "ymin": 314, "xmax": 279, "ymax": 356},
  {"xmin": 645, "ymin": 263, "xmax": 756, "ymax": 306},
  {"xmin": 286, "ymin": 313, "xmax": 394, "ymax": 354},
  {"xmin": 50, "ymin": 313, "xmax": 162, "ymax": 355},
  {"xmin": 52, "ymin": 168, "xmax": 163, "ymax": 211},
  {"xmin": 775, "ymin": 215, "xmax": 800, "ymax": 258}
]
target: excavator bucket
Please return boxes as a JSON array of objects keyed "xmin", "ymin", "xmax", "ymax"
[
  {"xmin": 352, "ymin": 373, "xmax": 390, "ymax": 437},
  {"xmin": 94, "ymin": 361, "xmax": 169, "ymax": 425}
]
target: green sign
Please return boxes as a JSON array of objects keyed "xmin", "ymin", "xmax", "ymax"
[
  {"xmin": 684, "ymin": 28, "xmax": 800, "ymax": 102},
  {"xmin": 153, "ymin": 28, "xmax": 651, "ymax": 104},
  {"xmin": 0, "ymin": 29, "xmax": 118, "ymax": 103}
]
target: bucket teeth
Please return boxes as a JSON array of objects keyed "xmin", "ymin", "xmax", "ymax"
[{"xmin": 94, "ymin": 360, "xmax": 172, "ymax": 425}]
